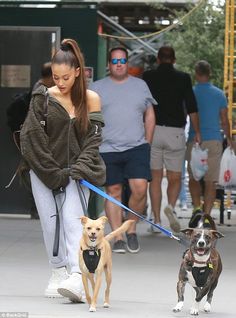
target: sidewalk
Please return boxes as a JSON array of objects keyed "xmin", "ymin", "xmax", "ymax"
[{"xmin": 0, "ymin": 202, "xmax": 236, "ymax": 318}]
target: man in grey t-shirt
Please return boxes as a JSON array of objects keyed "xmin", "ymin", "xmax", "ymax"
[{"xmin": 90, "ymin": 47, "xmax": 156, "ymax": 253}]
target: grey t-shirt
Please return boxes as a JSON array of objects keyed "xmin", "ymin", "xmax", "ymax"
[{"xmin": 89, "ymin": 75, "xmax": 157, "ymax": 152}]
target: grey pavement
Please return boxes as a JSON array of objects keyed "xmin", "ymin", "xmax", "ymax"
[{"xmin": 0, "ymin": 197, "xmax": 236, "ymax": 317}]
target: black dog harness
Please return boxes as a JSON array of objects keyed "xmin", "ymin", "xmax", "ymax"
[
  {"xmin": 192, "ymin": 264, "xmax": 213, "ymax": 287},
  {"xmin": 183, "ymin": 249, "xmax": 214, "ymax": 287},
  {"xmin": 83, "ymin": 248, "xmax": 101, "ymax": 273}
]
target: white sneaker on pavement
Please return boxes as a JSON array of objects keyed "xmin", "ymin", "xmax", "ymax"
[
  {"xmin": 45, "ymin": 267, "xmax": 69, "ymax": 298},
  {"xmin": 57, "ymin": 272, "xmax": 85, "ymax": 303},
  {"xmin": 181, "ymin": 202, "xmax": 188, "ymax": 211},
  {"xmin": 147, "ymin": 223, "xmax": 162, "ymax": 234},
  {"xmin": 164, "ymin": 204, "xmax": 181, "ymax": 233}
]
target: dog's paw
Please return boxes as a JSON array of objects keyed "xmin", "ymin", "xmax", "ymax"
[
  {"xmin": 89, "ymin": 306, "xmax": 96, "ymax": 312},
  {"xmin": 173, "ymin": 301, "xmax": 184, "ymax": 312},
  {"xmin": 204, "ymin": 301, "xmax": 211, "ymax": 312},
  {"xmin": 190, "ymin": 307, "xmax": 199, "ymax": 315},
  {"xmin": 190, "ymin": 301, "xmax": 200, "ymax": 315},
  {"xmin": 104, "ymin": 302, "xmax": 110, "ymax": 308}
]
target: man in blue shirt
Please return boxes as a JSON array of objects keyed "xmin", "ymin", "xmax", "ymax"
[{"xmin": 187, "ymin": 60, "xmax": 232, "ymax": 227}]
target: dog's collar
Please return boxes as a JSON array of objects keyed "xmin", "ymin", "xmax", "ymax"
[
  {"xmin": 186, "ymin": 249, "xmax": 212, "ymax": 266},
  {"xmin": 85, "ymin": 244, "xmax": 99, "ymax": 252},
  {"xmin": 193, "ymin": 258, "xmax": 211, "ymax": 265}
]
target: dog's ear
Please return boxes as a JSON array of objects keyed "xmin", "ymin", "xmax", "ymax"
[
  {"xmin": 98, "ymin": 216, "xmax": 108, "ymax": 225},
  {"xmin": 211, "ymin": 230, "xmax": 224, "ymax": 239},
  {"xmin": 80, "ymin": 216, "xmax": 89, "ymax": 225},
  {"xmin": 181, "ymin": 228, "xmax": 194, "ymax": 237}
]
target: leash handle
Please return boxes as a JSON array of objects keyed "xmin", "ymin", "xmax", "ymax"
[
  {"xmin": 79, "ymin": 179, "xmax": 174, "ymax": 239},
  {"xmin": 52, "ymin": 188, "xmax": 65, "ymax": 257},
  {"xmin": 76, "ymin": 182, "xmax": 88, "ymax": 216}
]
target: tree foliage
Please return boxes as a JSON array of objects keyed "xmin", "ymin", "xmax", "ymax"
[{"xmin": 162, "ymin": 0, "xmax": 225, "ymax": 87}]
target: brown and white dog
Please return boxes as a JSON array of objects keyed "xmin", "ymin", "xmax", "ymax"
[
  {"xmin": 173, "ymin": 215, "xmax": 224, "ymax": 315},
  {"xmin": 79, "ymin": 216, "xmax": 134, "ymax": 312}
]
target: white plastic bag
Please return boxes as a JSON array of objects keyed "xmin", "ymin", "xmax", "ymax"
[
  {"xmin": 218, "ymin": 147, "xmax": 236, "ymax": 187},
  {"xmin": 190, "ymin": 143, "xmax": 208, "ymax": 181}
]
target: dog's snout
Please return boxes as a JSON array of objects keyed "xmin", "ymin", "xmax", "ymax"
[
  {"xmin": 91, "ymin": 232, "xmax": 96, "ymax": 236},
  {"xmin": 198, "ymin": 241, "xmax": 205, "ymax": 247}
]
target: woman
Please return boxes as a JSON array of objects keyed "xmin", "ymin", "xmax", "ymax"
[{"xmin": 20, "ymin": 39, "xmax": 106, "ymax": 302}]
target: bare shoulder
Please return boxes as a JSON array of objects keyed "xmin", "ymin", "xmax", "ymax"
[
  {"xmin": 86, "ymin": 89, "xmax": 101, "ymax": 112},
  {"xmin": 48, "ymin": 86, "xmax": 59, "ymax": 98}
]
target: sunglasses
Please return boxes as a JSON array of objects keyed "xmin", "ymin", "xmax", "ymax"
[{"xmin": 111, "ymin": 58, "xmax": 127, "ymax": 65}]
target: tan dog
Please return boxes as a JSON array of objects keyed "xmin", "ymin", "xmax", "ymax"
[{"xmin": 79, "ymin": 216, "xmax": 134, "ymax": 312}]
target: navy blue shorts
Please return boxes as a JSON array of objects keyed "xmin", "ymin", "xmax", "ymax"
[{"xmin": 100, "ymin": 143, "xmax": 151, "ymax": 186}]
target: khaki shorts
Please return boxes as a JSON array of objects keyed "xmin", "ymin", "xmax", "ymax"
[
  {"xmin": 150, "ymin": 125, "xmax": 186, "ymax": 172},
  {"xmin": 186, "ymin": 140, "xmax": 223, "ymax": 182}
]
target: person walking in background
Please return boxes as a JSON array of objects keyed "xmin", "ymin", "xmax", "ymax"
[
  {"xmin": 6, "ymin": 61, "xmax": 54, "ymax": 219},
  {"xmin": 187, "ymin": 60, "xmax": 232, "ymax": 227},
  {"xmin": 178, "ymin": 116, "xmax": 190, "ymax": 212},
  {"xmin": 20, "ymin": 39, "xmax": 106, "ymax": 301},
  {"xmin": 143, "ymin": 46, "xmax": 201, "ymax": 233},
  {"xmin": 90, "ymin": 47, "xmax": 156, "ymax": 253},
  {"xmin": 32, "ymin": 61, "xmax": 54, "ymax": 91}
]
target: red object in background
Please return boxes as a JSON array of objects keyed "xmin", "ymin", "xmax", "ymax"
[
  {"xmin": 224, "ymin": 169, "xmax": 231, "ymax": 182},
  {"xmin": 128, "ymin": 66, "xmax": 144, "ymax": 78}
]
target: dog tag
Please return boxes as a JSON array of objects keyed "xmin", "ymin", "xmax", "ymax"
[{"xmin": 89, "ymin": 250, "xmax": 95, "ymax": 256}]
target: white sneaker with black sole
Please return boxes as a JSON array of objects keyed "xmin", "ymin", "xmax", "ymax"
[
  {"xmin": 45, "ymin": 267, "xmax": 69, "ymax": 298},
  {"xmin": 57, "ymin": 272, "xmax": 85, "ymax": 303}
]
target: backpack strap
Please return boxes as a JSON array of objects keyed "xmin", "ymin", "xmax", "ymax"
[{"xmin": 39, "ymin": 89, "xmax": 49, "ymax": 133}]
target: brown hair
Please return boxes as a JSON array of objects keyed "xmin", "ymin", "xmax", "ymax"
[
  {"xmin": 108, "ymin": 47, "xmax": 128, "ymax": 62},
  {"xmin": 195, "ymin": 60, "xmax": 211, "ymax": 77},
  {"xmin": 52, "ymin": 38, "xmax": 88, "ymax": 132}
]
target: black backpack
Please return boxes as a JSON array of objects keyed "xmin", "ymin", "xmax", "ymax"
[
  {"xmin": 6, "ymin": 90, "xmax": 48, "ymax": 151},
  {"xmin": 6, "ymin": 91, "xmax": 32, "ymax": 133},
  {"xmin": 6, "ymin": 90, "xmax": 32, "ymax": 150}
]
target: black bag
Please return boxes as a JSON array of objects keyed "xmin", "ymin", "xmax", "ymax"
[
  {"xmin": 6, "ymin": 90, "xmax": 48, "ymax": 151},
  {"xmin": 6, "ymin": 91, "xmax": 32, "ymax": 132},
  {"xmin": 6, "ymin": 91, "xmax": 32, "ymax": 151}
]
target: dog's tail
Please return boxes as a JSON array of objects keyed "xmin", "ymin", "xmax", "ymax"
[{"xmin": 105, "ymin": 220, "xmax": 134, "ymax": 242}]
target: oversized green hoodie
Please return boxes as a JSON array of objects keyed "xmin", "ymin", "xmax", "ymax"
[{"xmin": 20, "ymin": 86, "xmax": 106, "ymax": 190}]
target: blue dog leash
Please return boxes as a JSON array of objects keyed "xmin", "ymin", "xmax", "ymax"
[{"xmin": 80, "ymin": 179, "xmax": 184, "ymax": 244}]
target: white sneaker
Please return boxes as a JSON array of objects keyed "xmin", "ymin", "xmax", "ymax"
[
  {"xmin": 164, "ymin": 204, "xmax": 181, "ymax": 233},
  {"xmin": 57, "ymin": 272, "xmax": 85, "ymax": 303},
  {"xmin": 147, "ymin": 223, "xmax": 162, "ymax": 234},
  {"xmin": 45, "ymin": 267, "xmax": 69, "ymax": 298},
  {"xmin": 181, "ymin": 202, "xmax": 188, "ymax": 211}
]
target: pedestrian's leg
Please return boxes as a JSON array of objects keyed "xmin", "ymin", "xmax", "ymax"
[
  {"xmin": 105, "ymin": 184, "xmax": 123, "ymax": 240},
  {"xmin": 61, "ymin": 181, "xmax": 89, "ymax": 274},
  {"xmin": 124, "ymin": 178, "xmax": 147, "ymax": 253},
  {"xmin": 203, "ymin": 181, "xmax": 216, "ymax": 214},
  {"xmin": 166, "ymin": 170, "xmax": 182, "ymax": 208},
  {"xmin": 189, "ymin": 178, "xmax": 202, "ymax": 208},
  {"xmin": 57, "ymin": 181, "xmax": 89, "ymax": 303},
  {"xmin": 149, "ymin": 169, "xmax": 163, "ymax": 224},
  {"xmin": 179, "ymin": 160, "xmax": 187, "ymax": 209},
  {"xmin": 188, "ymin": 177, "xmax": 204, "ymax": 227},
  {"xmin": 30, "ymin": 170, "xmax": 67, "ymax": 267},
  {"xmin": 127, "ymin": 178, "xmax": 148, "ymax": 233},
  {"xmin": 30, "ymin": 170, "xmax": 68, "ymax": 297},
  {"xmin": 164, "ymin": 170, "xmax": 181, "ymax": 232}
]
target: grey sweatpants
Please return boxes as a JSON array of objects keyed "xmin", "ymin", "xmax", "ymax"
[{"xmin": 30, "ymin": 170, "xmax": 89, "ymax": 273}]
